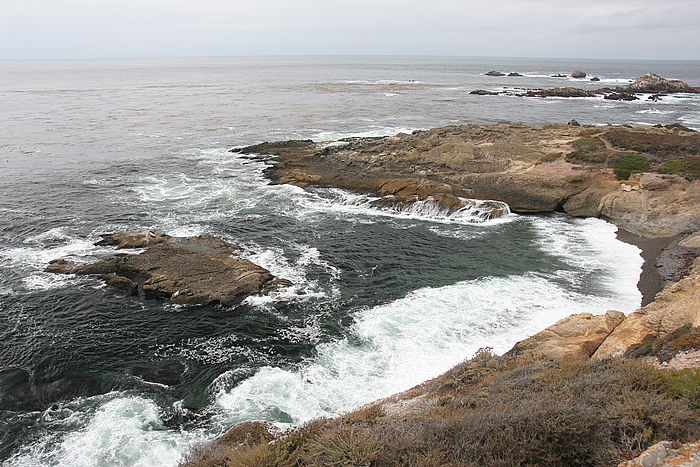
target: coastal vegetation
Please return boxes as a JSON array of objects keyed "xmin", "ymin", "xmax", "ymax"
[
  {"xmin": 613, "ymin": 153, "xmax": 651, "ymax": 180},
  {"xmin": 181, "ymin": 337, "xmax": 700, "ymax": 467}
]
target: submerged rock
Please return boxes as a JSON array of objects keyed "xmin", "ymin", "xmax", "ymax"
[{"xmin": 46, "ymin": 231, "xmax": 287, "ymax": 306}]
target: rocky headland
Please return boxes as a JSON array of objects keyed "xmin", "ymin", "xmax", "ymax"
[{"xmin": 182, "ymin": 120, "xmax": 700, "ymax": 467}]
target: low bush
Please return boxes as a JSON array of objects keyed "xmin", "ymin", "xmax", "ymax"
[
  {"xmin": 604, "ymin": 128, "xmax": 700, "ymax": 160},
  {"xmin": 660, "ymin": 157, "xmax": 700, "ymax": 176},
  {"xmin": 566, "ymin": 138, "xmax": 617, "ymax": 165},
  {"xmin": 613, "ymin": 153, "xmax": 650, "ymax": 180},
  {"xmin": 185, "ymin": 357, "xmax": 700, "ymax": 467}
]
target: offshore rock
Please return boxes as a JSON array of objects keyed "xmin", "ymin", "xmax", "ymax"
[
  {"xmin": 571, "ymin": 70, "xmax": 587, "ymax": 78},
  {"xmin": 604, "ymin": 92, "xmax": 638, "ymax": 101},
  {"xmin": 525, "ymin": 87, "xmax": 596, "ymax": 98},
  {"xmin": 46, "ymin": 231, "xmax": 284, "ymax": 306},
  {"xmin": 616, "ymin": 73, "xmax": 696, "ymax": 93},
  {"xmin": 504, "ymin": 310, "xmax": 626, "ymax": 362},
  {"xmin": 593, "ymin": 257, "xmax": 700, "ymax": 359}
]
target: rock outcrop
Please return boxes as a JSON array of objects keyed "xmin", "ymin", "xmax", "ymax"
[
  {"xmin": 526, "ymin": 87, "xmax": 597, "ymax": 98},
  {"xmin": 504, "ymin": 310, "xmax": 626, "ymax": 362},
  {"xmin": 46, "ymin": 230, "xmax": 288, "ymax": 306},
  {"xmin": 618, "ymin": 440, "xmax": 700, "ymax": 467},
  {"xmin": 236, "ymin": 122, "xmax": 700, "ymax": 237},
  {"xmin": 593, "ymin": 257, "xmax": 700, "ymax": 359},
  {"xmin": 617, "ymin": 73, "xmax": 697, "ymax": 93}
]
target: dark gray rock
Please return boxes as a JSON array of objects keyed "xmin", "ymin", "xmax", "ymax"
[{"xmin": 47, "ymin": 231, "xmax": 285, "ymax": 306}]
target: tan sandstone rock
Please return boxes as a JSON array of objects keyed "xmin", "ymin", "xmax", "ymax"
[
  {"xmin": 504, "ymin": 310, "xmax": 626, "ymax": 362},
  {"xmin": 593, "ymin": 258, "xmax": 700, "ymax": 359},
  {"xmin": 599, "ymin": 175, "xmax": 700, "ymax": 237}
]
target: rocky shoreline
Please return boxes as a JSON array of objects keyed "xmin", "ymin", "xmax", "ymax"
[
  {"xmin": 235, "ymin": 121, "xmax": 700, "ymax": 301},
  {"xmin": 175, "ymin": 119, "xmax": 700, "ymax": 466}
]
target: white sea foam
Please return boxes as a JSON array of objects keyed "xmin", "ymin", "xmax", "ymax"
[
  {"xmin": 0, "ymin": 227, "xmax": 118, "ymax": 291},
  {"xmin": 298, "ymin": 188, "xmax": 512, "ymax": 226},
  {"xmin": 531, "ymin": 215, "xmax": 642, "ymax": 304},
  {"xmin": 215, "ymin": 268, "xmax": 639, "ymax": 428},
  {"xmin": 240, "ymin": 243, "xmax": 339, "ymax": 307},
  {"xmin": 310, "ymin": 127, "xmax": 418, "ymax": 141},
  {"xmin": 4, "ymin": 394, "xmax": 204, "ymax": 467}
]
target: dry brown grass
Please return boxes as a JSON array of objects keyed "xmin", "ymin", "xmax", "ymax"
[{"xmin": 183, "ymin": 347, "xmax": 700, "ymax": 467}]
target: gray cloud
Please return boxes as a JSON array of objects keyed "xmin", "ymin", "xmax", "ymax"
[{"xmin": 0, "ymin": 0, "xmax": 698, "ymax": 59}]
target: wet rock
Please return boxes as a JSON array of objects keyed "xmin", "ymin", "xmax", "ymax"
[
  {"xmin": 571, "ymin": 70, "xmax": 587, "ymax": 78},
  {"xmin": 526, "ymin": 87, "xmax": 596, "ymax": 98},
  {"xmin": 508, "ymin": 72, "xmax": 522, "ymax": 77},
  {"xmin": 485, "ymin": 70, "xmax": 505, "ymax": 76},
  {"xmin": 604, "ymin": 92, "xmax": 639, "ymax": 101},
  {"xmin": 568, "ymin": 119, "xmax": 581, "ymax": 126},
  {"xmin": 47, "ymin": 232, "xmax": 286, "ymax": 307},
  {"xmin": 590, "ymin": 77, "xmax": 600, "ymax": 82}
]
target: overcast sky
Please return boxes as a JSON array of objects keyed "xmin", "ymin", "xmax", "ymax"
[{"xmin": 1, "ymin": 0, "xmax": 699, "ymax": 60}]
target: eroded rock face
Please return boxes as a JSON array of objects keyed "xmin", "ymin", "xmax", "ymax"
[
  {"xmin": 599, "ymin": 174, "xmax": 700, "ymax": 237},
  {"xmin": 504, "ymin": 310, "xmax": 626, "ymax": 362},
  {"xmin": 593, "ymin": 257, "xmax": 700, "ymax": 359},
  {"xmin": 46, "ymin": 231, "xmax": 287, "ymax": 306}
]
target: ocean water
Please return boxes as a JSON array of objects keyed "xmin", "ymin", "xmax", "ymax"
[{"xmin": 1, "ymin": 56, "xmax": 699, "ymax": 466}]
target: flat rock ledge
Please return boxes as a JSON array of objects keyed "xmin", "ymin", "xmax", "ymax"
[{"xmin": 46, "ymin": 229, "xmax": 290, "ymax": 306}]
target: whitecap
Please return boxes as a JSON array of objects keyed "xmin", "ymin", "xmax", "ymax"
[{"xmin": 4, "ymin": 394, "xmax": 205, "ymax": 467}]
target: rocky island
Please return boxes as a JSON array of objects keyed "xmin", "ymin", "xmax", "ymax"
[
  {"xmin": 46, "ymin": 229, "xmax": 290, "ymax": 306},
  {"xmin": 178, "ymin": 120, "xmax": 700, "ymax": 467}
]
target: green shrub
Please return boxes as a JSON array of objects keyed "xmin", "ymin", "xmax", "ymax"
[
  {"xmin": 660, "ymin": 157, "xmax": 700, "ymax": 175},
  {"xmin": 566, "ymin": 138, "xmax": 617, "ymax": 165},
  {"xmin": 614, "ymin": 153, "xmax": 650, "ymax": 180},
  {"xmin": 660, "ymin": 369, "xmax": 700, "ymax": 407}
]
